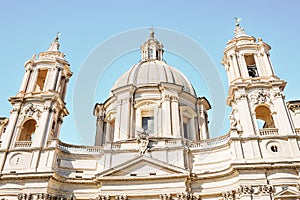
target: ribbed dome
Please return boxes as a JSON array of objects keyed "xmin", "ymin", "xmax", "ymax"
[{"xmin": 111, "ymin": 60, "xmax": 196, "ymax": 96}]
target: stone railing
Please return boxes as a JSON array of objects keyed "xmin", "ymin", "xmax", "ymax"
[
  {"xmin": 14, "ymin": 141, "xmax": 32, "ymax": 148},
  {"xmin": 296, "ymin": 128, "xmax": 300, "ymax": 135},
  {"xmin": 189, "ymin": 133, "xmax": 230, "ymax": 149},
  {"xmin": 57, "ymin": 141, "xmax": 103, "ymax": 154},
  {"xmin": 259, "ymin": 128, "xmax": 279, "ymax": 136}
]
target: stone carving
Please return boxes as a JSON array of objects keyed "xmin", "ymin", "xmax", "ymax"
[
  {"xmin": 17, "ymin": 193, "xmax": 27, "ymax": 200},
  {"xmin": 236, "ymin": 184, "xmax": 275, "ymax": 197},
  {"xmin": 176, "ymin": 192, "xmax": 201, "ymax": 200},
  {"xmin": 22, "ymin": 103, "xmax": 41, "ymax": 119},
  {"xmin": 234, "ymin": 94, "xmax": 247, "ymax": 102},
  {"xmin": 238, "ymin": 185, "xmax": 254, "ymax": 195},
  {"xmin": 160, "ymin": 194, "xmax": 172, "ymax": 200},
  {"xmin": 257, "ymin": 184, "xmax": 275, "ymax": 194},
  {"xmin": 137, "ymin": 130, "xmax": 150, "ymax": 154},
  {"xmin": 97, "ymin": 195, "xmax": 110, "ymax": 200},
  {"xmin": 115, "ymin": 195, "xmax": 127, "ymax": 200},
  {"xmin": 222, "ymin": 190, "xmax": 236, "ymax": 199},
  {"xmin": 18, "ymin": 193, "xmax": 62, "ymax": 200},
  {"xmin": 250, "ymin": 89, "xmax": 272, "ymax": 105},
  {"xmin": 229, "ymin": 110, "xmax": 242, "ymax": 132},
  {"xmin": 273, "ymin": 91, "xmax": 285, "ymax": 98}
]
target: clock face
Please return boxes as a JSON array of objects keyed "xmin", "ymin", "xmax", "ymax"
[{"xmin": 10, "ymin": 153, "xmax": 25, "ymax": 167}]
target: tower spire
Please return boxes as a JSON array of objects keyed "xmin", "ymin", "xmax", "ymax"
[
  {"xmin": 47, "ymin": 32, "xmax": 60, "ymax": 52},
  {"xmin": 149, "ymin": 26, "xmax": 155, "ymax": 39}
]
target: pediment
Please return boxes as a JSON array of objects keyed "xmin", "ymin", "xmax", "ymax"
[
  {"xmin": 97, "ymin": 155, "xmax": 188, "ymax": 178},
  {"xmin": 274, "ymin": 188, "xmax": 300, "ymax": 198}
]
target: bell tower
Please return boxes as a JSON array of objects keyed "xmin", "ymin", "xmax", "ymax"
[
  {"xmin": 222, "ymin": 19, "xmax": 295, "ymax": 136},
  {"xmin": 0, "ymin": 35, "xmax": 72, "ymax": 173}
]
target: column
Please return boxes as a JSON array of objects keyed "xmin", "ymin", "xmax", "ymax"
[
  {"xmin": 235, "ymin": 95, "xmax": 256, "ymax": 136},
  {"xmin": 254, "ymin": 53, "xmax": 264, "ymax": 76},
  {"xmin": 232, "ymin": 54, "xmax": 242, "ymax": 78},
  {"xmin": 53, "ymin": 68, "xmax": 62, "ymax": 91},
  {"xmin": 19, "ymin": 68, "xmax": 32, "ymax": 92},
  {"xmin": 171, "ymin": 96, "xmax": 180, "ymax": 137},
  {"xmin": 273, "ymin": 96, "xmax": 294, "ymax": 135},
  {"xmin": 114, "ymin": 101, "xmax": 122, "ymax": 141},
  {"xmin": 162, "ymin": 94, "xmax": 171, "ymax": 137},
  {"xmin": 1, "ymin": 108, "xmax": 20, "ymax": 149},
  {"xmin": 95, "ymin": 117, "xmax": 104, "ymax": 146},
  {"xmin": 28, "ymin": 69, "xmax": 39, "ymax": 92},
  {"xmin": 119, "ymin": 97, "xmax": 130, "ymax": 140},
  {"xmin": 106, "ymin": 123, "xmax": 112, "ymax": 143},
  {"xmin": 238, "ymin": 53, "xmax": 249, "ymax": 78}
]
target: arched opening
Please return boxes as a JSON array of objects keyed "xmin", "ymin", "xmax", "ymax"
[
  {"xmin": 255, "ymin": 105, "xmax": 275, "ymax": 129},
  {"xmin": 34, "ymin": 69, "xmax": 48, "ymax": 92},
  {"xmin": 19, "ymin": 119, "xmax": 37, "ymax": 141},
  {"xmin": 245, "ymin": 54, "xmax": 259, "ymax": 78}
]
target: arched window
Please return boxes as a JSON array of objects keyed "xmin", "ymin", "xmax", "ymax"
[
  {"xmin": 255, "ymin": 106, "xmax": 275, "ymax": 129},
  {"xmin": 19, "ymin": 119, "xmax": 37, "ymax": 141}
]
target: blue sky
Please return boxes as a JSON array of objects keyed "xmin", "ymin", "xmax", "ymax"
[{"xmin": 0, "ymin": 0, "xmax": 300, "ymax": 145}]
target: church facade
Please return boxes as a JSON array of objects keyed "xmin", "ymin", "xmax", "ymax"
[{"xmin": 0, "ymin": 22, "xmax": 300, "ymax": 200}]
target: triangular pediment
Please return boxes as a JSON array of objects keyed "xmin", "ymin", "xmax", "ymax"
[
  {"xmin": 274, "ymin": 188, "xmax": 300, "ymax": 199},
  {"xmin": 97, "ymin": 155, "xmax": 188, "ymax": 178}
]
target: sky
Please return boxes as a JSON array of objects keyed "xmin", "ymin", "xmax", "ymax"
[{"xmin": 0, "ymin": 0, "xmax": 300, "ymax": 145}]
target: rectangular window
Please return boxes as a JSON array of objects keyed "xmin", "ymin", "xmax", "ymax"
[
  {"xmin": 183, "ymin": 122, "xmax": 188, "ymax": 139},
  {"xmin": 142, "ymin": 117, "xmax": 154, "ymax": 133},
  {"xmin": 245, "ymin": 55, "xmax": 258, "ymax": 77}
]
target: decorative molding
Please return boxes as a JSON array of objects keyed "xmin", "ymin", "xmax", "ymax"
[
  {"xmin": 20, "ymin": 103, "xmax": 41, "ymax": 120},
  {"xmin": 234, "ymin": 93, "xmax": 247, "ymax": 102},
  {"xmin": 237, "ymin": 185, "xmax": 254, "ymax": 195},
  {"xmin": 176, "ymin": 192, "xmax": 201, "ymax": 200},
  {"xmin": 249, "ymin": 89, "xmax": 272, "ymax": 105},
  {"xmin": 97, "ymin": 195, "xmax": 110, "ymax": 200},
  {"xmin": 222, "ymin": 190, "xmax": 236, "ymax": 200},
  {"xmin": 115, "ymin": 195, "xmax": 127, "ymax": 200},
  {"xmin": 273, "ymin": 91, "xmax": 285, "ymax": 99},
  {"xmin": 257, "ymin": 184, "xmax": 275, "ymax": 194},
  {"xmin": 237, "ymin": 184, "xmax": 275, "ymax": 196},
  {"xmin": 222, "ymin": 184, "xmax": 275, "ymax": 199},
  {"xmin": 17, "ymin": 193, "xmax": 71, "ymax": 200},
  {"xmin": 160, "ymin": 194, "xmax": 172, "ymax": 200}
]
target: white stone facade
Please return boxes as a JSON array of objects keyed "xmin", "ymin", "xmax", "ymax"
[{"xmin": 0, "ymin": 23, "xmax": 300, "ymax": 200}]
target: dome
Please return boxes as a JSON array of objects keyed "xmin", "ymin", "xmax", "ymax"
[
  {"xmin": 111, "ymin": 31, "xmax": 196, "ymax": 96},
  {"xmin": 111, "ymin": 60, "xmax": 196, "ymax": 96}
]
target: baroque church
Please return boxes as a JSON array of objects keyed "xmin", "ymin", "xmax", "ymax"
[{"xmin": 0, "ymin": 22, "xmax": 300, "ymax": 200}]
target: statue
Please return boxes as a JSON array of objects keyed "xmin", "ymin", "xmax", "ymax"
[
  {"xmin": 137, "ymin": 129, "xmax": 150, "ymax": 154},
  {"xmin": 234, "ymin": 17, "xmax": 242, "ymax": 26},
  {"xmin": 229, "ymin": 110, "xmax": 242, "ymax": 132}
]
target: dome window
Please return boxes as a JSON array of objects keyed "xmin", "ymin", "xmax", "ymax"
[{"xmin": 141, "ymin": 110, "xmax": 154, "ymax": 134}]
